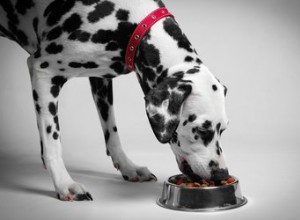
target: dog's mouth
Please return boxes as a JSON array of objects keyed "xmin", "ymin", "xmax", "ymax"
[
  {"xmin": 180, "ymin": 160, "xmax": 203, "ymax": 182},
  {"xmin": 179, "ymin": 160, "xmax": 229, "ymax": 183}
]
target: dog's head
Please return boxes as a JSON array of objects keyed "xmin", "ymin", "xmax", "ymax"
[{"xmin": 145, "ymin": 65, "xmax": 229, "ymax": 181}]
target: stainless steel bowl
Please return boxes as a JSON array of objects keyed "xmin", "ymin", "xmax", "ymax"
[{"xmin": 157, "ymin": 174, "xmax": 247, "ymax": 212}]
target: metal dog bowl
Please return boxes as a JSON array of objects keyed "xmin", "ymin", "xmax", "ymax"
[{"xmin": 157, "ymin": 174, "xmax": 247, "ymax": 212}]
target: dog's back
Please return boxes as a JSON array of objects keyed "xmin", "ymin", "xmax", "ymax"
[{"xmin": 0, "ymin": 0, "xmax": 164, "ymax": 77}]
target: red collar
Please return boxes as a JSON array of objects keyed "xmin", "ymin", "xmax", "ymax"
[{"xmin": 125, "ymin": 7, "xmax": 174, "ymax": 71}]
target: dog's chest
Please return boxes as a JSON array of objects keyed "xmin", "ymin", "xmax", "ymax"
[{"xmin": 0, "ymin": 0, "xmax": 163, "ymax": 77}]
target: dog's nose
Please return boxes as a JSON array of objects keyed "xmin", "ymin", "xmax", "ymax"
[{"xmin": 211, "ymin": 168, "xmax": 229, "ymax": 181}]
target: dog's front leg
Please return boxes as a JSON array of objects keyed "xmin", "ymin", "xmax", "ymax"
[
  {"xmin": 89, "ymin": 77, "xmax": 157, "ymax": 182},
  {"xmin": 28, "ymin": 57, "xmax": 92, "ymax": 201}
]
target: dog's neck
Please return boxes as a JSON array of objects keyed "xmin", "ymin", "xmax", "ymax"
[{"xmin": 134, "ymin": 17, "xmax": 202, "ymax": 95}]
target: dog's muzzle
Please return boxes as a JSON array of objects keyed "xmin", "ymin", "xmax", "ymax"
[{"xmin": 181, "ymin": 161, "xmax": 229, "ymax": 181}]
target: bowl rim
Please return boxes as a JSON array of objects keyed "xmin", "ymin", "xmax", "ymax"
[{"xmin": 166, "ymin": 174, "xmax": 239, "ymax": 189}]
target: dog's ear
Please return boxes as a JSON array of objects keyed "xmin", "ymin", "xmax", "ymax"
[{"xmin": 145, "ymin": 77, "xmax": 192, "ymax": 143}]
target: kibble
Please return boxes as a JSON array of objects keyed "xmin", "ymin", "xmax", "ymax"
[{"xmin": 173, "ymin": 176, "xmax": 236, "ymax": 187}]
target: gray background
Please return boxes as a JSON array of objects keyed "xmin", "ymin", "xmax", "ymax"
[{"xmin": 0, "ymin": 0, "xmax": 299, "ymax": 219}]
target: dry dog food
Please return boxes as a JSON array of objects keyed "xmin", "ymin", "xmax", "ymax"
[{"xmin": 173, "ymin": 176, "xmax": 236, "ymax": 187}]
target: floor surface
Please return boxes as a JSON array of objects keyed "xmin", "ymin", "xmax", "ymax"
[{"xmin": 0, "ymin": 141, "xmax": 299, "ymax": 220}]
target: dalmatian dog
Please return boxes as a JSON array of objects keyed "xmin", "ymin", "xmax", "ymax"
[{"xmin": 0, "ymin": 0, "xmax": 229, "ymax": 201}]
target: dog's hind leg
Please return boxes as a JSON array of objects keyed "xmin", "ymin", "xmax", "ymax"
[
  {"xmin": 89, "ymin": 77, "xmax": 157, "ymax": 182},
  {"xmin": 28, "ymin": 57, "xmax": 92, "ymax": 201}
]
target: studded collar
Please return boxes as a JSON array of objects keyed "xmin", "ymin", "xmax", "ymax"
[{"xmin": 125, "ymin": 7, "xmax": 174, "ymax": 71}]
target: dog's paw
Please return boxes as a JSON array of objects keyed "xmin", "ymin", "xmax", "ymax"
[
  {"xmin": 120, "ymin": 166, "xmax": 157, "ymax": 182},
  {"xmin": 56, "ymin": 182, "xmax": 93, "ymax": 201}
]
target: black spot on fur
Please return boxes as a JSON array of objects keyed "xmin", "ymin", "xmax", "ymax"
[
  {"xmin": 200, "ymin": 130, "xmax": 214, "ymax": 146},
  {"xmin": 105, "ymin": 41, "xmax": 119, "ymax": 51},
  {"xmin": 185, "ymin": 56, "xmax": 194, "ymax": 62},
  {"xmin": 52, "ymin": 76, "xmax": 67, "ymax": 87},
  {"xmin": 35, "ymin": 104, "xmax": 41, "ymax": 114},
  {"xmin": 192, "ymin": 125, "xmax": 214, "ymax": 146},
  {"xmin": 45, "ymin": 42, "xmax": 63, "ymax": 54},
  {"xmin": 62, "ymin": 13, "xmax": 82, "ymax": 33},
  {"xmin": 209, "ymin": 160, "xmax": 218, "ymax": 168},
  {"xmin": 183, "ymin": 120, "xmax": 188, "ymax": 126},
  {"xmin": 47, "ymin": 26, "xmax": 62, "ymax": 41},
  {"xmin": 220, "ymin": 129, "xmax": 225, "ymax": 136},
  {"xmin": 68, "ymin": 30, "xmax": 91, "ymax": 42},
  {"xmin": 53, "ymin": 132, "xmax": 59, "ymax": 140},
  {"xmin": 196, "ymin": 58, "xmax": 202, "ymax": 64},
  {"xmin": 188, "ymin": 114, "xmax": 197, "ymax": 122},
  {"xmin": 59, "ymin": 68, "xmax": 65, "ymax": 72},
  {"xmin": 212, "ymin": 84, "xmax": 218, "ymax": 91},
  {"xmin": 50, "ymin": 86, "xmax": 60, "ymax": 98},
  {"xmin": 40, "ymin": 62, "xmax": 49, "ymax": 69},
  {"xmin": 46, "ymin": 125, "xmax": 52, "ymax": 134},
  {"xmin": 78, "ymin": 0, "xmax": 99, "ymax": 5},
  {"xmin": 98, "ymin": 99, "xmax": 109, "ymax": 121},
  {"xmin": 91, "ymin": 29, "xmax": 113, "ymax": 44},
  {"xmin": 103, "ymin": 73, "xmax": 115, "ymax": 79},
  {"xmin": 40, "ymin": 140, "xmax": 45, "ymax": 167},
  {"xmin": 113, "ymin": 126, "xmax": 117, "ymax": 132},
  {"xmin": 69, "ymin": 62, "xmax": 99, "ymax": 69},
  {"xmin": 88, "ymin": 1, "xmax": 115, "ymax": 23},
  {"xmin": 15, "ymin": 0, "xmax": 35, "ymax": 15},
  {"xmin": 57, "ymin": 60, "xmax": 62, "ymax": 64},
  {"xmin": 104, "ymin": 130, "xmax": 110, "ymax": 143},
  {"xmin": 53, "ymin": 116, "xmax": 59, "ymax": 131},
  {"xmin": 202, "ymin": 120, "xmax": 212, "ymax": 129},
  {"xmin": 216, "ymin": 123, "xmax": 221, "ymax": 134},
  {"xmin": 216, "ymin": 141, "xmax": 222, "ymax": 156},
  {"xmin": 48, "ymin": 102, "xmax": 57, "ymax": 116},
  {"xmin": 153, "ymin": 0, "xmax": 165, "ymax": 7},
  {"xmin": 50, "ymin": 76, "xmax": 67, "ymax": 97},
  {"xmin": 223, "ymin": 85, "xmax": 228, "ymax": 96},
  {"xmin": 44, "ymin": 0, "xmax": 76, "ymax": 26},
  {"xmin": 110, "ymin": 62, "xmax": 123, "ymax": 74},
  {"xmin": 163, "ymin": 18, "xmax": 193, "ymax": 53},
  {"xmin": 187, "ymin": 68, "xmax": 200, "ymax": 74},
  {"xmin": 157, "ymin": 65, "xmax": 163, "ymax": 73},
  {"xmin": 116, "ymin": 9, "xmax": 129, "ymax": 21},
  {"xmin": 139, "ymin": 42, "xmax": 160, "ymax": 67},
  {"xmin": 33, "ymin": 90, "xmax": 38, "ymax": 101}
]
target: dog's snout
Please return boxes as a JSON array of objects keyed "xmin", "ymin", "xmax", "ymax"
[{"xmin": 211, "ymin": 168, "xmax": 229, "ymax": 181}]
